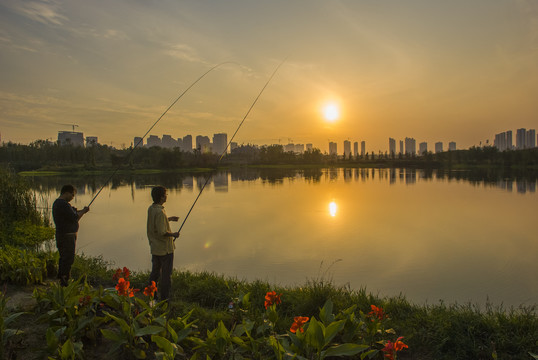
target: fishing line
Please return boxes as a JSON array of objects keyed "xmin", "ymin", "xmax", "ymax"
[
  {"xmin": 87, "ymin": 61, "xmax": 234, "ymax": 207},
  {"xmin": 177, "ymin": 58, "xmax": 287, "ymax": 234}
]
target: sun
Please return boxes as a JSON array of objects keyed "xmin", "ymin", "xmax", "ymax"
[{"xmin": 322, "ymin": 103, "xmax": 340, "ymax": 122}]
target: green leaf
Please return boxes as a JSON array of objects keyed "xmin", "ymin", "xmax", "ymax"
[
  {"xmin": 319, "ymin": 300, "xmax": 334, "ymax": 325},
  {"xmin": 101, "ymin": 329, "xmax": 126, "ymax": 343},
  {"xmin": 4, "ymin": 311, "xmax": 25, "ymax": 326},
  {"xmin": 132, "ymin": 348, "xmax": 147, "ymax": 359},
  {"xmin": 152, "ymin": 335, "xmax": 176, "ymax": 355},
  {"xmin": 305, "ymin": 317, "xmax": 325, "ymax": 351},
  {"xmin": 104, "ymin": 311, "xmax": 131, "ymax": 333},
  {"xmin": 529, "ymin": 353, "xmax": 538, "ymax": 360},
  {"xmin": 60, "ymin": 339, "xmax": 74, "ymax": 360},
  {"xmin": 323, "ymin": 343, "xmax": 369, "ymax": 357},
  {"xmin": 324, "ymin": 320, "xmax": 346, "ymax": 346},
  {"xmin": 135, "ymin": 325, "xmax": 165, "ymax": 337}
]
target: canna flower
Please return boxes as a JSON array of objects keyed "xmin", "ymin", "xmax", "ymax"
[
  {"xmin": 382, "ymin": 337, "xmax": 408, "ymax": 360},
  {"xmin": 368, "ymin": 304, "xmax": 385, "ymax": 321},
  {"xmin": 78, "ymin": 295, "xmax": 91, "ymax": 306},
  {"xmin": 290, "ymin": 316, "xmax": 309, "ymax": 333},
  {"xmin": 113, "ymin": 267, "xmax": 131, "ymax": 281},
  {"xmin": 264, "ymin": 291, "xmax": 282, "ymax": 309},
  {"xmin": 116, "ymin": 277, "xmax": 135, "ymax": 297},
  {"xmin": 143, "ymin": 281, "xmax": 158, "ymax": 297}
]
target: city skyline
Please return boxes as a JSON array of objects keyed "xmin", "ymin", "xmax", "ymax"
[{"xmin": 1, "ymin": 1, "xmax": 538, "ymax": 151}]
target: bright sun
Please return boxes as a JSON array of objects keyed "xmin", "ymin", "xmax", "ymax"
[{"xmin": 323, "ymin": 103, "xmax": 340, "ymax": 122}]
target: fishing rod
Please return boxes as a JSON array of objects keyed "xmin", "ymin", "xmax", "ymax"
[
  {"xmin": 177, "ymin": 58, "xmax": 287, "ymax": 234},
  {"xmin": 87, "ymin": 61, "xmax": 234, "ymax": 207}
]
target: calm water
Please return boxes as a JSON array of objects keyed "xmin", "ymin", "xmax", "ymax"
[{"xmin": 29, "ymin": 168, "xmax": 538, "ymax": 307}]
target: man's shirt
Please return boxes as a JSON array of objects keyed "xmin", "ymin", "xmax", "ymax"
[{"xmin": 147, "ymin": 203, "xmax": 175, "ymax": 255}]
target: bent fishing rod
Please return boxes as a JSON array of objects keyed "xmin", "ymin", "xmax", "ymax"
[
  {"xmin": 87, "ymin": 61, "xmax": 234, "ymax": 208},
  {"xmin": 177, "ymin": 58, "xmax": 287, "ymax": 234}
]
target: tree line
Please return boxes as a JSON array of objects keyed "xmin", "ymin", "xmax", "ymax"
[{"xmin": 1, "ymin": 139, "xmax": 538, "ymax": 172}]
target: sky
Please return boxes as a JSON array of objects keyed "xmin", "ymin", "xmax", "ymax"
[{"xmin": 1, "ymin": 0, "xmax": 538, "ymax": 152}]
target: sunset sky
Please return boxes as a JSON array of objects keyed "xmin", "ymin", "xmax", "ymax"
[{"xmin": 1, "ymin": 0, "xmax": 537, "ymax": 152}]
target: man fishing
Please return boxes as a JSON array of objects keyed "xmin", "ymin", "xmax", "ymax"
[
  {"xmin": 52, "ymin": 184, "xmax": 90, "ymax": 286},
  {"xmin": 147, "ymin": 186, "xmax": 180, "ymax": 301}
]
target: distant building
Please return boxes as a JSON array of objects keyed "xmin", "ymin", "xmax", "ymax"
[
  {"xmin": 404, "ymin": 137, "xmax": 416, "ymax": 155},
  {"xmin": 58, "ymin": 131, "xmax": 84, "ymax": 146},
  {"xmin": 176, "ymin": 137, "xmax": 183, "ymax": 149},
  {"xmin": 353, "ymin": 142, "xmax": 358, "ymax": 157},
  {"xmin": 212, "ymin": 133, "xmax": 228, "ymax": 155},
  {"xmin": 162, "ymin": 134, "xmax": 178, "ymax": 148},
  {"xmin": 133, "ymin": 137, "xmax": 143, "ymax": 147},
  {"xmin": 516, "ymin": 128, "xmax": 526, "ymax": 149},
  {"xmin": 306, "ymin": 143, "xmax": 313, "ymax": 152},
  {"xmin": 230, "ymin": 142, "xmax": 238, "ymax": 152},
  {"xmin": 506, "ymin": 130, "xmax": 513, "ymax": 150},
  {"xmin": 182, "ymin": 135, "xmax": 192, "ymax": 152},
  {"xmin": 448, "ymin": 141, "xmax": 456, "ymax": 151},
  {"xmin": 294, "ymin": 144, "xmax": 305, "ymax": 154},
  {"xmin": 196, "ymin": 135, "xmax": 211, "ymax": 153},
  {"xmin": 86, "ymin": 136, "xmax": 98, "ymax": 146},
  {"xmin": 526, "ymin": 129, "xmax": 536, "ymax": 148},
  {"xmin": 146, "ymin": 135, "xmax": 161, "ymax": 148},
  {"xmin": 388, "ymin": 138, "xmax": 396, "ymax": 156},
  {"xmin": 361, "ymin": 141, "xmax": 366, "ymax": 156},
  {"xmin": 343, "ymin": 140, "xmax": 351, "ymax": 157},
  {"xmin": 284, "ymin": 143, "xmax": 295, "ymax": 152},
  {"xmin": 435, "ymin": 142, "xmax": 443, "ymax": 153},
  {"xmin": 419, "ymin": 142, "xmax": 427, "ymax": 155},
  {"xmin": 399, "ymin": 140, "xmax": 404, "ymax": 155},
  {"xmin": 329, "ymin": 141, "xmax": 337, "ymax": 156}
]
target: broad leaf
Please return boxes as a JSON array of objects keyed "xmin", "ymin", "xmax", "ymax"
[
  {"xmin": 135, "ymin": 325, "xmax": 165, "ymax": 337},
  {"xmin": 323, "ymin": 343, "xmax": 369, "ymax": 357}
]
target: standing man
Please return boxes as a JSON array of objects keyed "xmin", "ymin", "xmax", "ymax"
[
  {"xmin": 52, "ymin": 184, "xmax": 90, "ymax": 286},
  {"xmin": 147, "ymin": 186, "xmax": 179, "ymax": 301}
]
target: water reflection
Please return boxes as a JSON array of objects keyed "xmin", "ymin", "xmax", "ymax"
[
  {"xmin": 26, "ymin": 167, "xmax": 538, "ymax": 307},
  {"xmin": 329, "ymin": 201, "xmax": 338, "ymax": 217}
]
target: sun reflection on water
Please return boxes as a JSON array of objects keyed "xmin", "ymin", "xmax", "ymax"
[{"xmin": 329, "ymin": 201, "xmax": 337, "ymax": 217}]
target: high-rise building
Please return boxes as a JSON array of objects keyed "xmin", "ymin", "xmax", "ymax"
[
  {"xmin": 306, "ymin": 143, "xmax": 313, "ymax": 152},
  {"xmin": 435, "ymin": 142, "xmax": 443, "ymax": 153},
  {"xmin": 212, "ymin": 133, "xmax": 228, "ymax": 155},
  {"xmin": 182, "ymin": 135, "xmax": 192, "ymax": 152},
  {"xmin": 58, "ymin": 131, "xmax": 84, "ymax": 146},
  {"xmin": 399, "ymin": 140, "xmax": 404, "ymax": 155},
  {"xmin": 295, "ymin": 144, "xmax": 305, "ymax": 154},
  {"xmin": 526, "ymin": 129, "xmax": 536, "ymax": 148},
  {"xmin": 146, "ymin": 135, "xmax": 161, "ymax": 148},
  {"xmin": 388, "ymin": 138, "xmax": 396, "ymax": 156},
  {"xmin": 134, "ymin": 137, "xmax": 143, "ymax": 147},
  {"xmin": 448, "ymin": 141, "xmax": 456, "ymax": 151},
  {"xmin": 284, "ymin": 143, "xmax": 295, "ymax": 152},
  {"xmin": 353, "ymin": 142, "xmax": 358, "ymax": 157},
  {"xmin": 516, "ymin": 128, "xmax": 526, "ymax": 149},
  {"xmin": 196, "ymin": 135, "xmax": 211, "ymax": 153},
  {"xmin": 162, "ymin": 134, "xmax": 178, "ymax": 148},
  {"xmin": 419, "ymin": 142, "xmax": 427, "ymax": 155},
  {"xmin": 361, "ymin": 141, "xmax": 366, "ymax": 156},
  {"xmin": 506, "ymin": 130, "xmax": 513, "ymax": 150},
  {"xmin": 343, "ymin": 140, "xmax": 351, "ymax": 157},
  {"xmin": 404, "ymin": 137, "xmax": 416, "ymax": 155},
  {"xmin": 329, "ymin": 141, "xmax": 337, "ymax": 155}
]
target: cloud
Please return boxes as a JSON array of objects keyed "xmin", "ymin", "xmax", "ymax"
[
  {"xmin": 9, "ymin": 0, "xmax": 68, "ymax": 26},
  {"xmin": 164, "ymin": 43, "xmax": 208, "ymax": 65}
]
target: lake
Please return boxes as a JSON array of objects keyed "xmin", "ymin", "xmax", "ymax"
[{"xmin": 28, "ymin": 167, "xmax": 538, "ymax": 308}]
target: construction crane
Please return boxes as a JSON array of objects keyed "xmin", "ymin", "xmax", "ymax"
[{"xmin": 59, "ymin": 123, "xmax": 79, "ymax": 132}]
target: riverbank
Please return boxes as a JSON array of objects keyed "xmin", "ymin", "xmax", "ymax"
[{"xmin": 2, "ymin": 254, "xmax": 538, "ymax": 360}]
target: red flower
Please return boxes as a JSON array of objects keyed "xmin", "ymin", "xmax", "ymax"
[
  {"xmin": 382, "ymin": 337, "xmax": 408, "ymax": 360},
  {"xmin": 368, "ymin": 304, "xmax": 385, "ymax": 321},
  {"xmin": 78, "ymin": 295, "xmax": 91, "ymax": 306},
  {"xmin": 116, "ymin": 278, "xmax": 135, "ymax": 297},
  {"xmin": 290, "ymin": 316, "xmax": 309, "ymax": 333},
  {"xmin": 113, "ymin": 267, "xmax": 131, "ymax": 281},
  {"xmin": 144, "ymin": 281, "xmax": 158, "ymax": 297},
  {"xmin": 264, "ymin": 291, "xmax": 282, "ymax": 309}
]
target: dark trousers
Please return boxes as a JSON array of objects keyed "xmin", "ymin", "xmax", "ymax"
[
  {"xmin": 56, "ymin": 233, "xmax": 76, "ymax": 286},
  {"xmin": 149, "ymin": 253, "xmax": 174, "ymax": 301}
]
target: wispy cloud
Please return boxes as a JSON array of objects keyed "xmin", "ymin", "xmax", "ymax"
[
  {"xmin": 165, "ymin": 43, "xmax": 208, "ymax": 65},
  {"xmin": 9, "ymin": 0, "xmax": 68, "ymax": 26}
]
